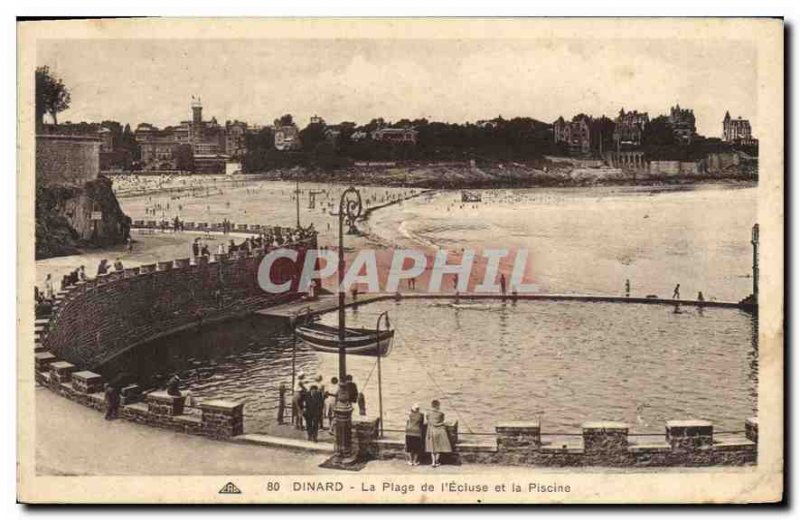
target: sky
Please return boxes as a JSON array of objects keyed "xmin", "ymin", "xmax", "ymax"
[{"xmin": 37, "ymin": 38, "xmax": 758, "ymax": 137}]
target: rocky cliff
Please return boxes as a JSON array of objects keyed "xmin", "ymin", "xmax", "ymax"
[{"xmin": 36, "ymin": 176, "xmax": 131, "ymax": 259}]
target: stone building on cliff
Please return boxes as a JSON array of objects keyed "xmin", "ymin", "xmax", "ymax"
[
  {"xmin": 723, "ymin": 111, "xmax": 758, "ymax": 147},
  {"xmin": 35, "ymin": 126, "xmax": 130, "ymax": 258}
]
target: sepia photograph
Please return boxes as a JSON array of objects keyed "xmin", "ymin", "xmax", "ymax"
[{"xmin": 15, "ymin": 17, "xmax": 784, "ymax": 504}]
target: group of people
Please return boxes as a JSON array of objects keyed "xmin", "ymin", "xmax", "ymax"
[
  {"xmin": 404, "ymin": 400, "xmax": 453, "ymax": 467},
  {"xmin": 278, "ymin": 372, "xmax": 365, "ymax": 443},
  {"xmin": 190, "ymin": 224, "xmax": 317, "ymax": 259},
  {"xmin": 35, "ymin": 256, "xmax": 126, "ymax": 314},
  {"xmin": 105, "ymin": 372, "xmax": 195, "ymax": 421},
  {"xmin": 275, "ymin": 372, "xmax": 452, "ymax": 466},
  {"xmin": 622, "ymin": 280, "xmax": 706, "ymax": 304},
  {"xmin": 96, "ymin": 258, "xmax": 126, "ymax": 276},
  {"xmin": 35, "ymin": 268, "xmax": 85, "ymax": 307}
]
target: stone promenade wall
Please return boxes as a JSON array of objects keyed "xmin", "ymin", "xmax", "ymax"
[
  {"xmin": 372, "ymin": 419, "xmax": 757, "ymax": 468},
  {"xmin": 42, "ymin": 232, "xmax": 316, "ymax": 369}
]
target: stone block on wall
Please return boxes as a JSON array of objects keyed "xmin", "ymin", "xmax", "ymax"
[
  {"xmin": 352, "ymin": 416, "xmax": 381, "ymax": 460},
  {"xmin": 124, "ymin": 267, "xmax": 141, "ymax": 277},
  {"xmin": 146, "ymin": 391, "xmax": 185, "ymax": 416},
  {"xmin": 666, "ymin": 420, "xmax": 713, "ymax": 449},
  {"xmin": 49, "ymin": 360, "xmax": 77, "ymax": 383},
  {"xmin": 199, "ymin": 399, "xmax": 244, "ymax": 438},
  {"xmin": 582, "ymin": 421, "xmax": 629, "ymax": 453},
  {"xmin": 71, "ymin": 370, "xmax": 104, "ymax": 394},
  {"xmin": 34, "ymin": 352, "xmax": 58, "ymax": 372},
  {"xmin": 445, "ymin": 420, "xmax": 459, "ymax": 447},
  {"xmin": 745, "ymin": 417, "xmax": 758, "ymax": 443},
  {"xmin": 496, "ymin": 421, "xmax": 541, "ymax": 450}
]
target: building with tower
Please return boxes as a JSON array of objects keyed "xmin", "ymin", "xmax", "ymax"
[
  {"xmin": 723, "ymin": 111, "xmax": 757, "ymax": 146},
  {"xmin": 667, "ymin": 104, "xmax": 696, "ymax": 145},
  {"xmin": 612, "ymin": 108, "xmax": 649, "ymax": 149},
  {"xmin": 135, "ymin": 98, "xmax": 231, "ymax": 173}
]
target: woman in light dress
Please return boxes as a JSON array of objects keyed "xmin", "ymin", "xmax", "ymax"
[{"xmin": 425, "ymin": 399, "xmax": 452, "ymax": 467}]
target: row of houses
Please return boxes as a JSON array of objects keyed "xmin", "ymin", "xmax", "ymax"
[
  {"xmin": 133, "ymin": 98, "xmax": 261, "ymax": 173},
  {"xmin": 553, "ymin": 105, "xmax": 757, "ymax": 157},
  {"xmin": 131, "ymin": 102, "xmax": 421, "ymax": 171}
]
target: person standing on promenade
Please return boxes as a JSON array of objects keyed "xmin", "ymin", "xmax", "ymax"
[
  {"xmin": 405, "ymin": 403, "xmax": 424, "ymax": 466},
  {"xmin": 314, "ymin": 376, "xmax": 326, "ymax": 428},
  {"xmin": 277, "ymin": 381, "xmax": 287, "ymax": 425},
  {"xmin": 292, "ymin": 373, "xmax": 307, "ymax": 430},
  {"xmin": 97, "ymin": 259, "xmax": 109, "ymax": 276},
  {"xmin": 425, "ymin": 400, "xmax": 452, "ymax": 468},
  {"xmin": 44, "ymin": 274, "xmax": 54, "ymax": 301},
  {"xmin": 673, "ymin": 284, "xmax": 681, "ymax": 300},
  {"xmin": 345, "ymin": 375, "xmax": 358, "ymax": 405},
  {"xmin": 104, "ymin": 383, "xmax": 120, "ymax": 420},
  {"xmin": 324, "ymin": 377, "xmax": 338, "ymax": 431},
  {"xmin": 304, "ymin": 384, "xmax": 324, "ymax": 442},
  {"xmin": 113, "ymin": 258, "xmax": 124, "ymax": 271},
  {"xmin": 500, "ymin": 274, "xmax": 507, "ymax": 296},
  {"xmin": 625, "ymin": 279, "xmax": 631, "ymax": 298},
  {"xmin": 357, "ymin": 391, "xmax": 367, "ymax": 416},
  {"xmin": 192, "ymin": 238, "xmax": 200, "ymax": 258}
]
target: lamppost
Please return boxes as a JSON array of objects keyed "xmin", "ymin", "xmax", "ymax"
[
  {"xmin": 333, "ymin": 187, "xmax": 362, "ymax": 461},
  {"xmin": 751, "ymin": 223, "xmax": 759, "ymax": 300},
  {"xmin": 375, "ymin": 311, "xmax": 390, "ymax": 438}
]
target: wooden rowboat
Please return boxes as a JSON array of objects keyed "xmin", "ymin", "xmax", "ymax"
[{"xmin": 296, "ymin": 322, "xmax": 394, "ymax": 357}]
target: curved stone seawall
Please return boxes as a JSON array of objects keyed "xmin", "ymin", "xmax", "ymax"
[{"xmin": 42, "ymin": 231, "xmax": 316, "ymax": 369}]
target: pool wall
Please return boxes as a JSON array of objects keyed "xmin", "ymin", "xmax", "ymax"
[{"xmin": 39, "ymin": 227, "xmax": 316, "ymax": 369}]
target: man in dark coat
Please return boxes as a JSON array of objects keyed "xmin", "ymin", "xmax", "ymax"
[
  {"xmin": 104, "ymin": 384, "xmax": 120, "ymax": 420},
  {"xmin": 345, "ymin": 374, "xmax": 358, "ymax": 404},
  {"xmin": 303, "ymin": 384, "xmax": 324, "ymax": 442}
]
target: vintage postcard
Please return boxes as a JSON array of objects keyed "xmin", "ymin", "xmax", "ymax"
[{"xmin": 17, "ymin": 17, "xmax": 783, "ymax": 504}]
